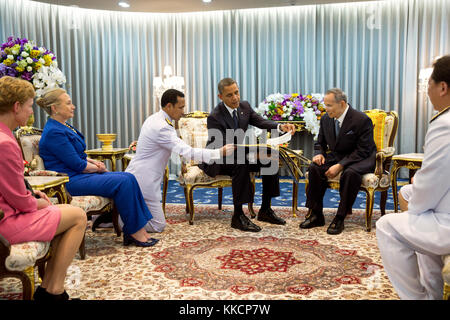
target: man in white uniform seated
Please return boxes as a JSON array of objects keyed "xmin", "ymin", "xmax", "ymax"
[
  {"xmin": 376, "ymin": 55, "xmax": 450, "ymax": 300},
  {"xmin": 124, "ymin": 89, "xmax": 234, "ymax": 233}
]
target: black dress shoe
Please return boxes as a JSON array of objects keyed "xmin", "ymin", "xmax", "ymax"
[
  {"xmin": 33, "ymin": 286, "xmax": 70, "ymax": 301},
  {"xmin": 231, "ymin": 214, "xmax": 262, "ymax": 232},
  {"xmin": 299, "ymin": 214, "xmax": 325, "ymax": 229},
  {"xmin": 257, "ymin": 208, "xmax": 286, "ymax": 225},
  {"xmin": 327, "ymin": 217, "xmax": 345, "ymax": 235}
]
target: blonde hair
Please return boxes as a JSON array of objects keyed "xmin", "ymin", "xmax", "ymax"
[
  {"xmin": 35, "ymin": 87, "xmax": 67, "ymax": 115},
  {"xmin": 0, "ymin": 76, "xmax": 35, "ymax": 115}
]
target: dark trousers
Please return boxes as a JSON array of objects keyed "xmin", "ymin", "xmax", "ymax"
[
  {"xmin": 305, "ymin": 162, "xmax": 362, "ymax": 219},
  {"xmin": 218, "ymin": 163, "xmax": 280, "ymax": 206}
]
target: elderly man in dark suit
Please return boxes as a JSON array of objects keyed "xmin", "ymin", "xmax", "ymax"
[
  {"xmin": 300, "ymin": 88, "xmax": 377, "ymax": 235},
  {"xmin": 200, "ymin": 78, "xmax": 295, "ymax": 232}
]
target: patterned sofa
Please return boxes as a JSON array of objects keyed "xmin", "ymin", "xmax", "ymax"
[{"xmin": 15, "ymin": 126, "xmax": 119, "ymax": 259}]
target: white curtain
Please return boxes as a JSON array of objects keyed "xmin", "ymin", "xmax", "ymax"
[{"xmin": 1, "ymin": 0, "xmax": 449, "ymax": 175}]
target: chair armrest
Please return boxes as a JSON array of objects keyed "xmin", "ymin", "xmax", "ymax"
[
  {"xmin": 0, "ymin": 233, "xmax": 11, "ymax": 263},
  {"xmin": 379, "ymin": 147, "xmax": 395, "ymax": 157},
  {"xmin": 29, "ymin": 170, "xmax": 68, "ymax": 177}
]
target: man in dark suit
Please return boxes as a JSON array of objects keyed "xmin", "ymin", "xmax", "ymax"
[
  {"xmin": 300, "ymin": 88, "xmax": 376, "ymax": 235},
  {"xmin": 200, "ymin": 78, "xmax": 295, "ymax": 232}
]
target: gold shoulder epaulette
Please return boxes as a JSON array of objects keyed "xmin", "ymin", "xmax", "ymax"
[
  {"xmin": 165, "ymin": 118, "xmax": 174, "ymax": 127},
  {"xmin": 430, "ymin": 105, "xmax": 450, "ymax": 123}
]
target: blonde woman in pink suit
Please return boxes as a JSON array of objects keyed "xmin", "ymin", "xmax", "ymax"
[{"xmin": 0, "ymin": 76, "xmax": 87, "ymax": 301}]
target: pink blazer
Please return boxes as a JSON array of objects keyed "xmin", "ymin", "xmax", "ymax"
[{"xmin": 0, "ymin": 122, "xmax": 60, "ymax": 244}]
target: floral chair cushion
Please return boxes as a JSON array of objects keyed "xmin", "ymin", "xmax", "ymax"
[
  {"xmin": 306, "ymin": 170, "xmax": 390, "ymax": 189},
  {"xmin": 178, "ymin": 117, "xmax": 209, "ymax": 165},
  {"xmin": 5, "ymin": 241, "xmax": 50, "ymax": 271},
  {"xmin": 178, "ymin": 165, "xmax": 231, "ymax": 185},
  {"xmin": 70, "ymin": 195, "xmax": 111, "ymax": 213},
  {"xmin": 19, "ymin": 135, "xmax": 43, "ymax": 167},
  {"xmin": 383, "ymin": 115, "xmax": 395, "ymax": 150}
]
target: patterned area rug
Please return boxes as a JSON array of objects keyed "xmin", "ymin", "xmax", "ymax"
[{"xmin": 0, "ymin": 204, "xmax": 399, "ymax": 300}]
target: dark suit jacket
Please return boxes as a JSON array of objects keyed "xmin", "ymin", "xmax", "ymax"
[
  {"xmin": 200, "ymin": 101, "xmax": 279, "ymax": 177},
  {"xmin": 315, "ymin": 104, "xmax": 377, "ymax": 174}
]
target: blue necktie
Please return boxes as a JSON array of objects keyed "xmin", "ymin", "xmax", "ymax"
[
  {"xmin": 335, "ymin": 119, "xmax": 340, "ymax": 137},
  {"xmin": 232, "ymin": 110, "xmax": 239, "ymax": 129}
]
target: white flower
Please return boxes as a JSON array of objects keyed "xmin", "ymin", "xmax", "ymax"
[
  {"xmin": 27, "ymin": 66, "xmax": 33, "ymax": 72},
  {"xmin": 21, "ymin": 51, "xmax": 29, "ymax": 58},
  {"xmin": 303, "ymin": 108, "xmax": 320, "ymax": 139},
  {"xmin": 7, "ymin": 54, "xmax": 14, "ymax": 60},
  {"xmin": 11, "ymin": 49, "xmax": 19, "ymax": 55},
  {"xmin": 26, "ymin": 57, "xmax": 33, "ymax": 64}
]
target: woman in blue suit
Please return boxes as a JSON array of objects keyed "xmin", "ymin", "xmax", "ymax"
[{"xmin": 37, "ymin": 88, "xmax": 157, "ymax": 247}]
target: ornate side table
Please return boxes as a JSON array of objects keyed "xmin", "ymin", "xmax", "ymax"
[
  {"xmin": 85, "ymin": 147, "xmax": 129, "ymax": 172},
  {"xmin": 391, "ymin": 153, "xmax": 424, "ymax": 212},
  {"xmin": 25, "ymin": 176, "xmax": 70, "ymax": 204}
]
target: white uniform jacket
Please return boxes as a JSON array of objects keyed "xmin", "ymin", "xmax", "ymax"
[{"xmin": 125, "ymin": 110, "xmax": 218, "ymax": 232}]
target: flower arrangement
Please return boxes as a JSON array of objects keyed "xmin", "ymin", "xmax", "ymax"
[
  {"xmin": 257, "ymin": 93, "xmax": 326, "ymax": 138},
  {"xmin": 128, "ymin": 141, "xmax": 137, "ymax": 153},
  {"xmin": 23, "ymin": 160, "xmax": 32, "ymax": 175},
  {"xmin": 0, "ymin": 36, "xmax": 66, "ymax": 97}
]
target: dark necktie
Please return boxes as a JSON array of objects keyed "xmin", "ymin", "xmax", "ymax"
[
  {"xmin": 232, "ymin": 110, "xmax": 239, "ymax": 129},
  {"xmin": 335, "ymin": 119, "xmax": 340, "ymax": 137}
]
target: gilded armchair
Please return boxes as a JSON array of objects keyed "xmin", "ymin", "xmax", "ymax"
[
  {"xmin": 0, "ymin": 209, "xmax": 50, "ymax": 300},
  {"xmin": 177, "ymin": 111, "xmax": 255, "ymax": 225},
  {"xmin": 305, "ymin": 109, "xmax": 399, "ymax": 231},
  {"xmin": 15, "ymin": 126, "xmax": 119, "ymax": 259}
]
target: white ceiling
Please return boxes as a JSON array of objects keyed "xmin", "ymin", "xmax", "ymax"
[{"xmin": 32, "ymin": 0, "xmax": 379, "ymax": 13}]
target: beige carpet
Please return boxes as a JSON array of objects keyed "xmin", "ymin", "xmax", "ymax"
[{"xmin": 0, "ymin": 204, "xmax": 399, "ymax": 300}]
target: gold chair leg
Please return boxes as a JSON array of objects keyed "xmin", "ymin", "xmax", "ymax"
[
  {"xmin": 365, "ymin": 188, "xmax": 375, "ymax": 232},
  {"xmin": 23, "ymin": 266, "xmax": 35, "ymax": 300},
  {"xmin": 183, "ymin": 186, "xmax": 189, "ymax": 213},
  {"xmin": 186, "ymin": 186, "xmax": 195, "ymax": 225},
  {"xmin": 443, "ymin": 284, "xmax": 450, "ymax": 300}
]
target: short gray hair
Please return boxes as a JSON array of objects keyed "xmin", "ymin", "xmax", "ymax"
[
  {"xmin": 326, "ymin": 88, "xmax": 347, "ymax": 103},
  {"xmin": 218, "ymin": 78, "xmax": 237, "ymax": 94}
]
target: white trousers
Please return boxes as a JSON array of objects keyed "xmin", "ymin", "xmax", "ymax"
[
  {"xmin": 400, "ymin": 184, "xmax": 413, "ymax": 202},
  {"xmin": 376, "ymin": 211, "xmax": 449, "ymax": 299}
]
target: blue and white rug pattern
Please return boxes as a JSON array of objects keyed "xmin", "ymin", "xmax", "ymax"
[{"xmin": 164, "ymin": 178, "xmax": 402, "ymax": 210}]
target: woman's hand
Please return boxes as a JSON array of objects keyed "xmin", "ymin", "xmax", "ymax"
[
  {"xmin": 84, "ymin": 158, "xmax": 108, "ymax": 173},
  {"xmin": 34, "ymin": 190, "xmax": 52, "ymax": 209}
]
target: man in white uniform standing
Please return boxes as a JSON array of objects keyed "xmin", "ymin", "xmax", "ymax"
[
  {"xmin": 376, "ymin": 55, "xmax": 450, "ymax": 300},
  {"xmin": 125, "ymin": 89, "xmax": 234, "ymax": 233}
]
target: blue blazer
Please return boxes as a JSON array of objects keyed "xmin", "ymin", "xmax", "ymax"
[{"xmin": 39, "ymin": 118, "xmax": 88, "ymax": 178}]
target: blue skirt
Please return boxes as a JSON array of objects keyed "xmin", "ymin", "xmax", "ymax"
[{"xmin": 66, "ymin": 171, "xmax": 152, "ymax": 235}]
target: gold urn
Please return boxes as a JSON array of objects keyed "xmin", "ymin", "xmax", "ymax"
[{"xmin": 96, "ymin": 133, "xmax": 117, "ymax": 151}]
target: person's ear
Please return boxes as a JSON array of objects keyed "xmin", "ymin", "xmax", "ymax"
[
  {"xmin": 218, "ymin": 93, "xmax": 223, "ymax": 101},
  {"xmin": 13, "ymin": 101, "xmax": 21, "ymax": 114},
  {"xmin": 440, "ymin": 81, "xmax": 449, "ymax": 97}
]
